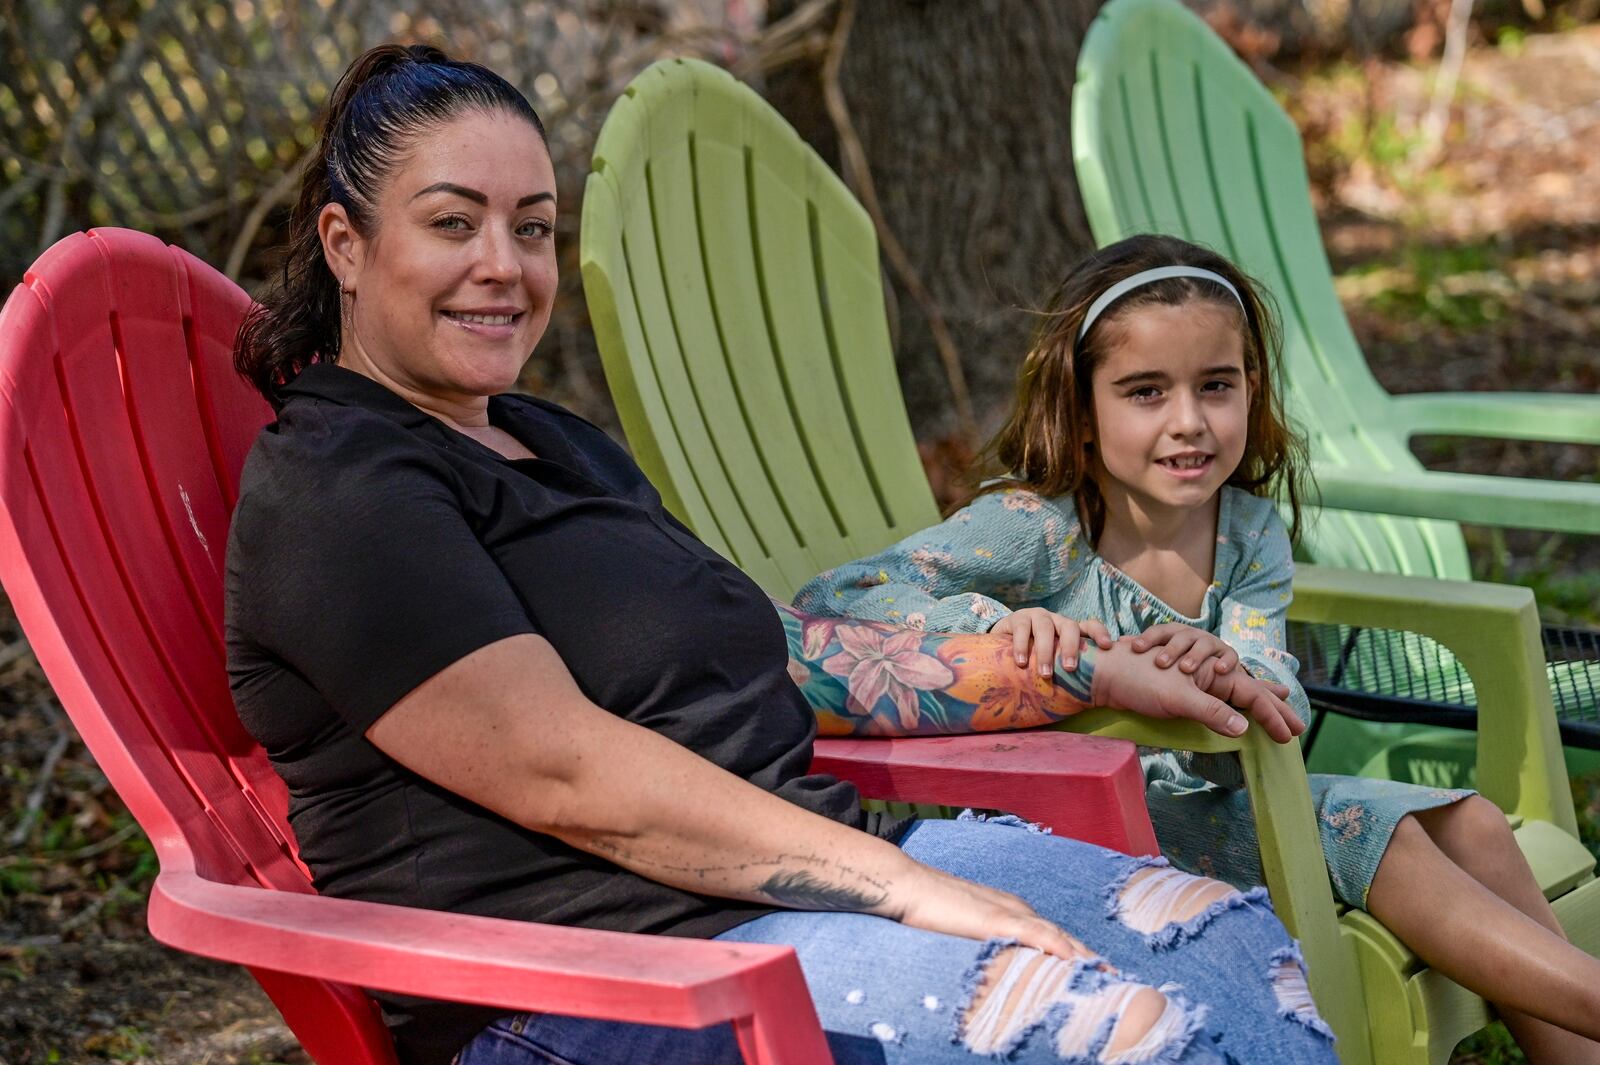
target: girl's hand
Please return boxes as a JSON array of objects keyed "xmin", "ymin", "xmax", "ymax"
[
  {"xmin": 1188, "ymin": 657, "xmax": 1305, "ymax": 744},
  {"xmin": 892, "ymin": 862, "xmax": 1099, "ymax": 963},
  {"xmin": 990, "ymin": 608, "xmax": 1114, "ymax": 676},
  {"xmin": 1088, "ymin": 638, "xmax": 1296, "ymax": 740},
  {"xmin": 1131, "ymin": 622, "xmax": 1238, "ymax": 675}
]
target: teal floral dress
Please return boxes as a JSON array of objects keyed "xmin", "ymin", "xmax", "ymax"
[{"xmin": 793, "ymin": 484, "xmax": 1472, "ymax": 909}]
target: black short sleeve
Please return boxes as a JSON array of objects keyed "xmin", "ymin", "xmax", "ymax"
[
  {"xmin": 225, "ymin": 367, "xmax": 886, "ymax": 1065},
  {"xmin": 228, "ymin": 410, "xmax": 535, "ymax": 734}
]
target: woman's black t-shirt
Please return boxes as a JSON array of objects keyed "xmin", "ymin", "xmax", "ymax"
[{"xmin": 224, "ymin": 365, "xmax": 898, "ymax": 1065}]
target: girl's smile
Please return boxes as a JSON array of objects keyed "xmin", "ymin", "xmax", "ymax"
[{"xmin": 1156, "ymin": 451, "xmax": 1215, "ymax": 478}]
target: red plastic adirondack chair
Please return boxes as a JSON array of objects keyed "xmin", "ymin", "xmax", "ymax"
[{"xmin": 0, "ymin": 228, "xmax": 1157, "ymax": 1065}]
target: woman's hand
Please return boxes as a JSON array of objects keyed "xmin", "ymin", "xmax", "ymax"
[
  {"xmin": 1088, "ymin": 637, "xmax": 1299, "ymax": 741},
  {"xmin": 990, "ymin": 608, "xmax": 1114, "ymax": 676},
  {"xmin": 892, "ymin": 862, "xmax": 1097, "ymax": 963},
  {"xmin": 1131, "ymin": 622, "xmax": 1238, "ymax": 675}
]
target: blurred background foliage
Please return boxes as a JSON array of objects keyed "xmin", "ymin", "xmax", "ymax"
[{"xmin": 1, "ymin": 1, "xmax": 1597, "ymax": 1062}]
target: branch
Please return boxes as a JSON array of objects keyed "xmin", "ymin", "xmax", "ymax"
[
  {"xmin": 7, "ymin": 701, "xmax": 71, "ymax": 848},
  {"xmin": 1415, "ymin": 0, "xmax": 1474, "ymax": 167},
  {"xmin": 225, "ymin": 151, "xmax": 311, "ymax": 281}
]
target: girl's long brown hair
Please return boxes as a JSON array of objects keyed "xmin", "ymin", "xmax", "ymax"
[{"xmin": 973, "ymin": 234, "xmax": 1312, "ymax": 544}]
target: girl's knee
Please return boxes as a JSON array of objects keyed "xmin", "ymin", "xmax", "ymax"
[
  {"xmin": 1452, "ymin": 795, "xmax": 1516, "ymax": 847},
  {"xmin": 1415, "ymin": 795, "xmax": 1517, "ymax": 856}
]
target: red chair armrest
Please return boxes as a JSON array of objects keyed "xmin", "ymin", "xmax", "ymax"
[
  {"xmin": 812, "ymin": 732, "xmax": 1158, "ymax": 856},
  {"xmin": 147, "ymin": 869, "xmax": 811, "ymax": 1032}
]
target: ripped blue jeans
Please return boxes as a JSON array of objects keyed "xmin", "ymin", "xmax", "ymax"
[{"xmin": 454, "ymin": 817, "xmax": 1335, "ymax": 1065}]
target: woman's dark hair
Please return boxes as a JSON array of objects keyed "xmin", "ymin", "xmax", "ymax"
[
  {"xmin": 972, "ymin": 233, "xmax": 1314, "ymax": 544},
  {"xmin": 235, "ymin": 44, "xmax": 547, "ymax": 405}
]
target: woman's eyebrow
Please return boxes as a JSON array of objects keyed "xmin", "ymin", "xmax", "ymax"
[{"xmin": 411, "ymin": 182, "xmax": 555, "ymax": 208}]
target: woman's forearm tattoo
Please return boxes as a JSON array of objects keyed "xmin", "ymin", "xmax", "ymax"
[
  {"xmin": 773, "ymin": 599, "xmax": 1097, "ymax": 737},
  {"xmin": 757, "ymin": 869, "xmax": 888, "ymax": 911}
]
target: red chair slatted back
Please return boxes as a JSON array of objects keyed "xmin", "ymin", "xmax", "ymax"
[{"xmin": 0, "ymin": 229, "xmax": 395, "ymax": 1065}]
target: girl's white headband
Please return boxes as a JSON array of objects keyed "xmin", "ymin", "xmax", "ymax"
[{"xmin": 1076, "ymin": 266, "xmax": 1245, "ymax": 343}]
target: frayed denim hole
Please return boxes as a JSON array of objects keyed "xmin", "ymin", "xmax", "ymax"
[
  {"xmin": 1110, "ymin": 863, "xmax": 1272, "ymax": 949},
  {"xmin": 1268, "ymin": 945, "xmax": 1336, "ymax": 1042},
  {"xmin": 957, "ymin": 809, "xmax": 1052, "ymax": 834},
  {"xmin": 952, "ymin": 937, "xmax": 1020, "ymax": 1049},
  {"xmin": 1054, "ymin": 984, "xmax": 1209, "ymax": 1065},
  {"xmin": 1108, "ymin": 991, "xmax": 1209, "ymax": 1065},
  {"xmin": 953, "ymin": 944, "xmax": 1100, "ymax": 1058},
  {"xmin": 1102, "ymin": 856, "xmax": 1172, "ymax": 922}
]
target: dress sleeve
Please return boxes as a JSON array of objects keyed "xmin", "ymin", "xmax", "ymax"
[
  {"xmin": 228, "ymin": 433, "xmax": 537, "ymax": 735},
  {"xmin": 791, "ymin": 487, "xmax": 1085, "ymax": 633},
  {"xmin": 1218, "ymin": 502, "xmax": 1312, "ymax": 727}
]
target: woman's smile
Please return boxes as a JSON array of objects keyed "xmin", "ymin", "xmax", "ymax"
[
  {"xmin": 320, "ymin": 108, "xmax": 558, "ymax": 418},
  {"xmin": 440, "ymin": 306, "xmax": 527, "ymax": 339}
]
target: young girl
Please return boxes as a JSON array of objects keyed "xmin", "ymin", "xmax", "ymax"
[{"xmin": 792, "ymin": 234, "xmax": 1600, "ymax": 1062}]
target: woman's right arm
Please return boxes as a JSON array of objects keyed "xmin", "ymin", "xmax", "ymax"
[{"xmin": 363, "ymin": 631, "xmax": 1091, "ymax": 959}]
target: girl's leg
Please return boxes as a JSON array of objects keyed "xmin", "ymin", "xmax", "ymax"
[{"xmin": 1365, "ymin": 797, "xmax": 1600, "ymax": 1061}]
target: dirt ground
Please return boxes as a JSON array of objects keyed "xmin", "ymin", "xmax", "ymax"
[{"xmin": 2, "ymin": 23, "xmax": 1598, "ymax": 1065}]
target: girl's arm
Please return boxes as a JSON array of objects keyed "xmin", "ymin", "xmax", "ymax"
[
  {"xmin": 791, "ymin": 487, "xmax": 1084, "ymax": 633},
  {"xmin": 775, "ymin": 600, "xmax": 1292, "ymax": 741},
  {"xmin": 775, "ymin": 598, "xmax": 1097, "ymax": 734}
]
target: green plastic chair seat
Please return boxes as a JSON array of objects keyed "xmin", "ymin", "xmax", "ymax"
[{"xmin": 1291, "ymin": 623, "xmax": 1600, "ymax": 748}]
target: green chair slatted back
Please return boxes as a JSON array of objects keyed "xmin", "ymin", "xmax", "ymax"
[
  {"xmin": 580, "ymin": 58, "xmax": 941, "ymax": 602},
  {"xmin": 1070, "ymin": 0, "xmax": 1472, "ymax": 579},
  {"xmin": 585, "ymin": 56, "xmax": 1377, "ymax": 1059}
]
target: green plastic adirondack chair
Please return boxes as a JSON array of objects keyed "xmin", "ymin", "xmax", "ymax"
[
  {"xmin": 1069, "ymin": 0, "xmax": 1600, "ymax": 780},
  {"xmin": 580, "ymin": 56, "xmax": 1595, "ymax": 1064}
]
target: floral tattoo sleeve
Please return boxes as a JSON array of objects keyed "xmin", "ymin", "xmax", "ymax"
[{"xmin": 773, "ymin": 599, "xmax": 1096, "ymax": 737}]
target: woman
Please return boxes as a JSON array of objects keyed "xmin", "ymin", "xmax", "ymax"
[{"xmin": 225, "ymin": 44, "xmax": 1339, "ymax": 1065}]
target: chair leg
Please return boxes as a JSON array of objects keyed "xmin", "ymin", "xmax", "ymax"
[
  {"xmin": 733, "ymin": 962, "xmax": 836, "ymax": 1065},
  {"xmin": 734, "ymin": 1009, "xmax": 836, "ymax": 1065}
]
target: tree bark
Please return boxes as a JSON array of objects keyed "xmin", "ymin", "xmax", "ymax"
[
  {"xmin": 764, "ymin": 0, "xmax": 1429, "ymax": 441},
  {"xmin": 768, "ymin": 0, "xmax": 1104, "ymax": 440}
]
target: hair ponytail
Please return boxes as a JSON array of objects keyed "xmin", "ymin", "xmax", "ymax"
[{"xmin": 234, "ymin": 44, "xmax": 546, "ymax": 405}]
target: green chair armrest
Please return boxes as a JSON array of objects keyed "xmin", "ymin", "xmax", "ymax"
[
  {"xmin": 1290, "ymin": 564, "xmax": 1575, "ymax": 837},
  {"xmin": 1391, "ymin": 391, "xmax": 1600, "ymax": 447},
  {"xmin": 1050, "ymin": 711, "xmax": 1368, "ymax": 1060},
  {"xmin": 1312, "ymin": 466, "xmax": 1600, "ymax": 535}
]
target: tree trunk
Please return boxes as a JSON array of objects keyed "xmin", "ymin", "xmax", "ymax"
[
  {"xmin": 764, "ymin": 0, "xmax": 1430, "ymax": 443},
  {"xmin": 768, "ymin": 0, "xmax": 1105, "ymax": 442}
]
